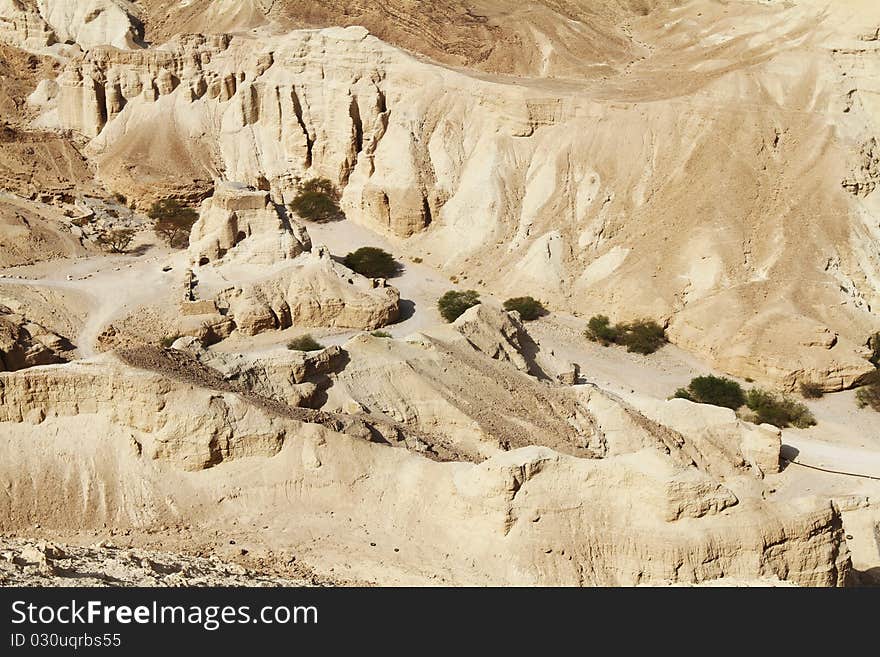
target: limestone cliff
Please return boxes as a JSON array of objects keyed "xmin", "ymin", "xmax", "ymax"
[
  {"xmin": 0, "ymin": 358, "xmax": 851, "ymax": 586},
  {"xmin": 34, "ymin": 7, "xmax": 880, "ymax": 389}
]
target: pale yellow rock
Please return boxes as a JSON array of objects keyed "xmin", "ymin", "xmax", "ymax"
[
  {"xmin": 189, "ymin": 182, "xmax": 309, "ymax": 267},
  {"xmin": 452, "ymin": 303, "xmax": 529, "ymax": 372},
  {"xmin": 219, "ymin": 248, "xmax": 400, "ymax": 334},
  {"xmin": 34, "ymin": 6, "xmax": 880, "ymax": 388},
  {"xmin": 741, "ymin": 425, "xmax": 783, "ymax": 475},
  {"xmin": 0, "ymin": 360, "xmax": 852, "ymax": 586},
  {"xmin": 0, "ymin": 305, "xmax": 69, "ymax": 372}
]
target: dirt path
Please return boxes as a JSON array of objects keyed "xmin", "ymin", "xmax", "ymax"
[
  {"xmin": 782, "ymin": 436, "xmax": 880, "ymax": 480},
  {"xmin": 0, "ymin": 237, "xmax": 182, "ymax": 356}
]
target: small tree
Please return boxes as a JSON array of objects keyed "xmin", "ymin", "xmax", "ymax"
[
  {"xmin": 585, "ymin": 315, "xmax": 621, "ymax": 345},
  {"xmin": 288, "ymin": 178, "xmax": 341, "ymax": 223},
  {"xmin": 344, "ymin": 247, "xmax": 398, "ymax": 278},
  {"xmin": 287, "ymin": 334, "xmax": 323, "ymax": 351},
  {"xmin": 856, "ymin": 384, "xmax": 880, "ymax": 412},
  {"xmin": 437, "ymin": 290, "xmax": 480, "ymax": 322},
  {"xmin": 617, "ymin": 319, "xmax": 667, "ymax": 355},
  {"xmin": 745, "ymin": 388, "xmax": 816, "ymax": 429},
  {"xmin": 585, "ymin": 315, "xmax": 666, "ymax": 354},
  {"xmin": 503, "ymin": 296, "xmax": 546, "ymax": 321},
  {"xmin": 674, "ymin": 375, "xmax": 745, "ymax": 410},
  {"xmin": 97, "ymin": 228, "xmax": 136, "ymax": 253},
  {"xmin": 150, "ymin": 199, "xmax": 199, "ymax": 248}
]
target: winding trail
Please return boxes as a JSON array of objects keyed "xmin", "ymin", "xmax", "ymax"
[{"xmin": 0, "ymin": 244, "xmax": 181, "ymax": 357}]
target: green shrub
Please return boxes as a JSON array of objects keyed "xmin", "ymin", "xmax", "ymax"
[
  {"xmin": 370, "ymin": 331, "xmax": 392, "ymax": 338},
  {"xmin": 674, "ymin": 375, "xmax": 745, "ymax": 410},
  {"xmin": 288, "ymin": 178, "xmax": 341, "ymax": 223},
  {"xmin": 160, "ymin": 334, "xmax": 180, "ymax": 349},
  {"xmin": 502, "ymin": 296, "xmax": 546, "ymax": 321},
  {"xmin": 343, "ymin": 247, "xmax": 398, "ymax": 278},
  {"xmin": 287, "ymin": 334, "xmax": 323, "ymax": 351},
  {"xmin": 799, "ymin": 382, "xmax": 824, "ymax": 399},
  {"xmin": 585, "ymin": 315, "xmax": 621, "ymax": 345},
  {"xmin": 618, "ymin": 319, "xmax": 666, "ymax": 355},
  {"xmin": 150, "ymin": 198, "xmax": 199, "ymax": 248},
  {"xmin": 437, "ymin": 290, "xmax": 480, "ymax": 323},
  {"xmin": 585, "ymin": 315, "xmax": 666, "ymax": 354},
  {"xmin": 856, "ymin": 384, "xmax": 880, "ymax": 412},
  {"xmin": 745, "ymin": 388, "xmax": 816, "ymax": 429}
]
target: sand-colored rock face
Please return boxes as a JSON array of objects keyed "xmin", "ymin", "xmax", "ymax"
[
  {"xmin": 0, "ymin": 305, "xmax": 70, "ymax": 371},
  {"xmin": 2, "ymin": 0, "xmax": 879, "ymax": 588},
  {"xmin": 0, "ymin": 537, "xmax": 316, "ymax": 587},
  {"xmin": 32, "ymin": 2, "xmax": 880, "ymax": 388},
  {"xmin": 0, "ymin": 357, "xmax": 850, "ymax": 586},
  {"xmin": 0, "ymin": 0, "xmax": 142, "ymax": 52},
  {"xmin": 219, "ymin": 248, "xmax": 400, "ymax": 334},
  {"xmin": 452, "ymin": 303, "xmax": 530, "ymax": 372},
  {"xmin": 186, "ymin": 182, "xmax": 400, "ymax": 335},
  {"xmin": 189, "ymin": 182, "xmax": 310, "ymax": 266},
  {"xmin": 0, "ymin": 359, "xmax": 291, "ymax": 470}
]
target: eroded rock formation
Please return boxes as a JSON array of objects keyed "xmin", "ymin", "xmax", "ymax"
[
  {"xmin": 0, "ymin": 305, "xmax": 70, "ymax": 371},
  {"xmin": 0, "ymin": 355, "xmax": 850, "ymax": 586},
  {"xmin": 29, "ymin": 6, "xmax": 880, "ymax": 389}
]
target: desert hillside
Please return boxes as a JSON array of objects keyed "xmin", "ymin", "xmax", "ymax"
[{"xmin": 0, "ymin": 0, "xmax": 878, "ymax": 587}]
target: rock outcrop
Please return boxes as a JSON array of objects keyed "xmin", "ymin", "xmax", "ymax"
[
  {"xmin": 183, "ymin": 183, "xmax": 400, "ymax": 335},
  {"xmin": 0, "ymin": 0, "xmax": 142, "ymax": 52},
  {"xmin": 629, "ymin": 397, "xmax": 784, "ymax": 480},
  {"xmin": 186, "ymin": 342, "xmax": 347, "ymax": 408},
  {"xmin": 218, "ymin": 247, "xmax": 400, "ymax": 334},
  {"xmin": 0, "ymin": 305, "xmax": 70, "ymax": 371},
  {"xmin": 452, "ymin": 303, "xmax": 530, "ymax": 372},
  {"xmin": 0, "ymin": 358, "xmax": 851, "ymax": 586},
  {"xmin": 189, "ymin": 181, "xmax": 310, "ymax": 266}
]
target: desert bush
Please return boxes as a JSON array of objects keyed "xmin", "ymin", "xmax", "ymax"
[
  {"xmin": 745, "ymin": 388, "xmax": 816, "ymax": 429},
  {"xmin": 411, "ymin": 257, "xmax": 423, "ymax": 264},
  {"xmin": 503, "ymin": 296, "xmax": 546, "ymax": 321},
  {"xmin": 674, "ymin": 375, "xmax": 745, "ymax": 410},
  {"xmin": 287, "ymin": 334, "xmax": 324, "ymax": 351},
  {"xmin": 585, "ymin": 315, "xmax": 621, "ymax": 345},
  {"xmin": 150, "ymin": 198, "xmax": 199, "ymax": 248},
  {"xmin": 343, "ymin": 247, "xmax": 398, "ymax": 278},
  {"xmin": 96, "ymin": 228, "xmax": 136, "ymax": 253},
  {"xmin": 585, "ymin": 315, "xmax": 666, "ymax": 354},
  {"xmin": 856, "ymin": 384, "xmax": 880, "ymax": 412},
  {"xmin": 288, "ymin": 178, "xmax": 341, "ymax": 223},
  {"xmin": 160, "ymin": 334, "xmax": 180, "ymax": 349},
  {"xmin": 437, "ymin": 290, "xmax": 480, "ymax": 322},
  {"xmin": 618, "ymin": 319, "xmax": 667, "ymax": 355},
  {"xmin": 799, "ymin": 381, "xmax": 824, "ymax": 399},
  {"xmin": 370, "ymin": 331, "xmax": 392, "ymax": 338}
]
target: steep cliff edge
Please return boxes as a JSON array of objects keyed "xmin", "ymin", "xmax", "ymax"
[{"xmin": 0, "ymin": 357, "xmax": 851, "ymax": 586}]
